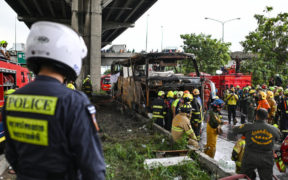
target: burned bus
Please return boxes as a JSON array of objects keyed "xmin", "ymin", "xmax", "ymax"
[{"xmin": 111, "ymin": 52, "xmax": 216, "ymax": 115}]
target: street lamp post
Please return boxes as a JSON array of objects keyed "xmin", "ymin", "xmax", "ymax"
[
  {"xmin": 204, "ymin": 17, "xmax": 240, "ymax": 42},
  {"xmin": 145, "ymin": 14, "xmax": 149, "ymax": 52},
  {"xmin": 161, "ymin": 26, "xmax": 163, "ymax": 51}
]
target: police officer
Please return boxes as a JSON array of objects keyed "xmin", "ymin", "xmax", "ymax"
[
  {"xmin": 2, "ymin": 22, "xmax": 105, "ymax": 180},
  {"xmin": 233, "ymin": 108, "xmax": 281, "ymax": 180},
  {"xmin": 247, "ymin": 89, "xmax": 257, "ymax": 122}
]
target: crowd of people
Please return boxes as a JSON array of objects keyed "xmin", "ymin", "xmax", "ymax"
[
  {"xmin": 223, "ymin": 84, "xmax": 288, "ymax": 140},
  {"xmin": 151, "ymin": 83, "xmax": 285, "ymax": 179}
]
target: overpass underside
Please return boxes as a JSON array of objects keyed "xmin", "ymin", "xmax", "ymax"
[{"xmin": 5, "ymin": 0, "xmax": 157, "ymax": 90}]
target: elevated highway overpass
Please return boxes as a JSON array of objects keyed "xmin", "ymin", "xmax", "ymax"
[{"xmin": 5, "ymin": 0, "xmax": 157, "ymax": 90}]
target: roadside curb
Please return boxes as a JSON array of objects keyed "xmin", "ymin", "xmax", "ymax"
[
  {"xmin": 152, "ymin": 123, "xmax": 234, "ymax": 179},
  {"xmin": 0, "ymin": 155, "xmax": 9, "ymax": 176}
]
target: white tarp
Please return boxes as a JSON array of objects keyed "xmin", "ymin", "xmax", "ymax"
[{"xmin": 110, "ymin": 72, "xmax": 120, "ymax": 84}]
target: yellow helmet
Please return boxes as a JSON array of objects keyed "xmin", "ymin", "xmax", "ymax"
[
  {"xmin": 158, "ymin": 91, "xmax": 165, "ymax": 97},
  {"xmin": 183, "ymin": 93, "xmax": 193, "ymax": 101},
  {"xmin": 284, "ymin": 89, "xmax": 288, "ymax": 96},
  {"xmin": 167, "ymin": 91, "xmax": 174, "ymax": 98},
  {"xmin": 266, "ymin": 91, "xmax": 274, "ymax": 99},
  {"xmin": 259, "ymin": 91, "xmax": 267, "ymax": 100},
  {"xmin": 277, "ymin": 87, "xmax": 283, "ymax": 93},
  {"xmin": 192, "ymin": 89, "xmax": 200, "ymax": 95},
  {"xmin": 249, "ymin": 89, "xmax": 256, "ymax": 94}
]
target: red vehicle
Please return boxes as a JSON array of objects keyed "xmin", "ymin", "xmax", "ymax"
[
  {"xmin": 101, "ymin": 74, "xmax": 111, "ymax": 92},
  {"xmin": 189, "ymin": 65, "xmax": 252, "ymax": 98},
  {"xmin": 0, "ymin": 57, "xmax": 31, "ymax": 108}
]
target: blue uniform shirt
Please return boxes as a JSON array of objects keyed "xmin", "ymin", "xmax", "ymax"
[{"xmin": 2, "ymin": 75, "xmax": 105, "ymax": 180}]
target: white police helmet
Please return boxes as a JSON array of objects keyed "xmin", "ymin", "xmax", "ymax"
[{"xmin": 26, "ymin": 21, "xmax": 87, "ymax": 80}]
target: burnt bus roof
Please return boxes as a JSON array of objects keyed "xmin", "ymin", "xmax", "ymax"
[
  {"xmin": 111, "ymin": 52, "xmax": 196, "ymax": 66},
  {"xmin": 111, "ymin": 52, "xmax": 200, "ymax": 76}
]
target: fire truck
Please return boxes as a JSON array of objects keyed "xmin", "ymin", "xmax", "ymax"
[
  {"xmin": 0, "ymin": 57, "xmax": 31, "ymax": 150},
  {"xmin": 189, "ymin": 64, "xmax": 252, "ymax": 98},
  {"xmin": 100, "ymin": 74, "xmax": 111, "ymax": 92}
]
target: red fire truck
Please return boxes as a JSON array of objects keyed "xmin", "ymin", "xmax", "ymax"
[
  {"xmin": 189, "ymin": 65, "xmax": 252, "ymax": 98},
  {"xmin": 101, "ymin": 74, "xmax": 111, "ymax": 92},
  {"xmin": 0, "ymin": 57, "xmax": 31, "ymax": 150},
  {"xmin": 0, "ymin": 57, "xmax": 31, "ymax": 107}
]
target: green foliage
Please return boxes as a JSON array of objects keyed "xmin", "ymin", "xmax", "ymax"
[
  {"xmin": 240, "ymin": 6, "xmax": 288, "ymax": 85},
  {"xmin": 104, "ymin": 69, "xmax": 111, "ymax": 75},
  {"xmin": 103, "ymin": 133, "xmax": 210, "ymax": 179},
  {"xmin": 180, "ymin": 33, "xmax": 231, "ymax": 74}
]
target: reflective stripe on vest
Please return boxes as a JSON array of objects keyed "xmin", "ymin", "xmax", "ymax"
[
  {"xmin": 153, "ymin": 105, "xmax": 163, "ymax": 109},
  {"xmin": 172, "ymin": 126, "xmax": 184, "ymax": 132},
  {"xmin": 186, "ymin": 129, "xmax": 194, "ymax": 135},
  {"xmin": 153, "ymin": 115, "xmax": 164, "ymax": 119}
]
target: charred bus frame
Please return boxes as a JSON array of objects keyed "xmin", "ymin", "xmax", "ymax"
[{"xmin": 111, "ymin": 52, "xmax": 214, "ymax": 115}]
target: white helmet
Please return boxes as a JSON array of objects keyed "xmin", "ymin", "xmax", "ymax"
[{"xmin": 26, "ymin": 21, "xmax": 87, "ymax": 80}]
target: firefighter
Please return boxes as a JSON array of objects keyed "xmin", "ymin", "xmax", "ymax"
[
  {"xmin": 2, "ymin": 21, "xmax": 105, "ymax": 179},
  {"xmin": 171, "ymin": 103, "xmax": 199, "ymax": 149},
  {"xmin": 0, "ymin": 40, "xmax": 10, "ymax": 59},
  {"xmin": 257, "ymin": 91, "xmax": 270, "ymax": 111},
  {"xmin": 233, "ymin": 108, "xmax": 281, "ymax": 180},
  {"xmin": 279, "ymin": 89, "xmax": 288, "ymax": 140},
  {"xmin": 152, "ymin": 91, "xmax": 166, "ymax": 127},
  {"xmin": 164, "ymin": 91, "xmax": 174, "ymax": 131},
  {"xmin": 231, "ymin": 134, "xmax": 246, "ymax": 174},
  {"xmin": 204, "ymin": 85, "xmax": 211, "ymax": 111},
  {"xmin": 266, "ymin": 90, "xmax": 277, "ymax": 124},
  {"xmin": 191, "ymin": 88, "xmax": 203, "ymax": 140},
  {"xmin": 239, "ymin": 87, "xmax": 249, "ymax": 124},
  {"xmin": 82, "ymin": 75, "xmax": 92, "ymax": 98},
  {"xmin": 226, "ymin": 87, "xmax": 239, "ymax": 125},
  {"xmin": 247, "ymin": 89, "xmax": 257, "ymax": 122},
  {"xmin": 275, "ymin": 87, "xmax": 284, "ymax": 125},
  {"xmin": 172, "ymin": 91, "xmax": 184, "ymax": 118},
  {"xmin": 204, "ymin": 99, "xmax": 225, "ymax": 158}
]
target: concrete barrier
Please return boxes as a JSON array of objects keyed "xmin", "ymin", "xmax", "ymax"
[{"xmin": 152, "ymin": 123, "xmax": 234, "ymax": 179}]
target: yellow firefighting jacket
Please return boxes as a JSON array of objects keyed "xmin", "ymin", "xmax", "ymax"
[
  {"xmin": 267, "ymin": 98, "xmax": 277, "ymax": 117},
  {"xmin": 171, "ymin": 113, "xmax": 197, "ymax": 143},
  {"xmin": 232, "ymin": 137, "xmax": 246, "ymax": 168}
]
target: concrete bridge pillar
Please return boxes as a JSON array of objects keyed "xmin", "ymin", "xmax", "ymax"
[{"xmin": 90, "ymin": 0, "xmax": 102, "ymax": 91}]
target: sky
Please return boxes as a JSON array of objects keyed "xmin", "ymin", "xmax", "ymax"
[{"xmin": 1, "ymin": 0, "xmax": 288, "ymax": 52}]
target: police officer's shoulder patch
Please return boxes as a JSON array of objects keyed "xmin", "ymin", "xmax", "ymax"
[{"xmin": 86, "ymin": 104, "xmax": 99, "ymax": 131}]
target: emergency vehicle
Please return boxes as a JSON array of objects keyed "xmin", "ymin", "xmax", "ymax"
[
  {"xmin": 0, "ymin": 57, "xmax": 31, "ymax": 150},
  {"xmin": 100, "ymin": 74, "xmax": 111, "ymax": 92},
  {"xmin": 189, "ymin": 65, "xmax": 252, "ymax": 98}
]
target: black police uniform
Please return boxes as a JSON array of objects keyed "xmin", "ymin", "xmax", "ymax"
[
  {"xmin": 233, "ymin": 121, "xmax": 281, "ymax": 180},
  {"xmin": 3, "ymin": 75, "xmax": 105, "ymax": 180}
]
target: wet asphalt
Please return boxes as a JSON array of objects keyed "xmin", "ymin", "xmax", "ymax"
[{"xmin": 201, "ymin": 109, "xmax": 288, "ymax": 179}]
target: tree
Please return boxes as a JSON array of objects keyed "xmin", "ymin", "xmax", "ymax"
[
  {"xmin": 180, "ymin": 33, "xmax": 231, "ymax": 74},
  {"xmin": 240, "ymin": 7, "xmax": 288, "ymax": 85},
  {"xmin": 104, "ymin": 69, "xmax": 111, "ymax": 75}
]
